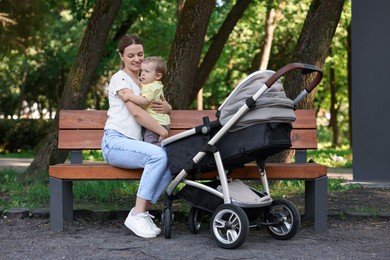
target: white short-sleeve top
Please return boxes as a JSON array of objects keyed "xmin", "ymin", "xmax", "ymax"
[{"xmin": 104, "ymin": 70, "xmax": 142, "ymax": 140}]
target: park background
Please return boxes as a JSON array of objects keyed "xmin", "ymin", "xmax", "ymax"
[
  {"xmin": 0, "ymin": 0, "xmax": 389, "ymax": 212},
  {"xmin": 0, "ymin": 0, "xmax": 351, "ymax": 163}
]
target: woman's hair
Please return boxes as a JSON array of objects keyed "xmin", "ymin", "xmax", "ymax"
[
  {"xmin": 117, "ymin": 34, "xmax": 144, "ymax": 54},
  {"xmin": 117, "ymin": 34, "xmax": 144, "ymax": 69}
]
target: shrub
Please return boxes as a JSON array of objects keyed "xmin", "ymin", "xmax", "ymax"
[{"xmin": 0, "ymin": 119, "xmax": 52, "ymax": 153}]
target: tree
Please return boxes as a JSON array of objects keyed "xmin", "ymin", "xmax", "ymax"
[
  {"xmin": 164, "ymin": 0, "xmax": 252, "ymax": 109},
  {"xmin": 328, "ymin": 48, "xmax": 340, "ymax": 147},
  {"xmin": 0, "ymin": 0, "xmax": 54, "ymax": 118},
  {"xmin": 193, "ymin": 0, "xmax": 252, "ymax": 98},
  {"xmin": 163, "ymin": 0, "xmax": 216, "ymax": 109},
  {"xmin": 0, "ymin": 11, "xmax": 16, "ymax": 28},
  {"xmin": 269, "ymin": 0, "xmax": 345, "ymax": 163},
  {"xmin": 259, "ymin": 0, "xmax": 285, "ymax": 70},
  {"xmin": 25, "ymin": 0, "xmax": 122, "ymax": 177},
  {"xmin": 284, "ymin": 0, "xmax": 345, "ymax": 108}
]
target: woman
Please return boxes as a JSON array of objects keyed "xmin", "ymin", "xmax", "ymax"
[{"xmin": 101, "ymin": 35, "xmax": 172, "ymax": 238}]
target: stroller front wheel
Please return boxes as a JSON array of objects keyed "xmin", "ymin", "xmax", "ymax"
[
  {"xmin": 210, "ymin": 204, "xmax": 249, "ymax": 249},
  {"xmin": 163, "ymin": 206, "xmax": 173, "ymax": 239}
]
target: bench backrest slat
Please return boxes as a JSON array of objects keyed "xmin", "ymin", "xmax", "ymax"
[
  {"xmin": 59, "ymin": 130, "xmax": 103, "ymax": 149},
  {"xmin": 57, "ymin": 109, "xmax": 318, "ymax": 150},
  {"xmin": 59, "ymin": 110, "xmax": 107, "ymax": 129}
]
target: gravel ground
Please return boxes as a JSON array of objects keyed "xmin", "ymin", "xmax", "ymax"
[
  {"xmin": 0, "ymin": 216, "xmax": 389, "ymax": 259},
  {"xmin": 1, "ymin": 160, "xmax": 389, "ymax": 259},
  {"xmin": 2, "ymin": 186, "xmax": 390, "ymax": 260}
]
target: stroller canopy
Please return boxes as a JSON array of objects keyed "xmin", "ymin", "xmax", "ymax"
[{"xmin": 217, "ymin": 70, "xmax": 296, "ymax": 131}]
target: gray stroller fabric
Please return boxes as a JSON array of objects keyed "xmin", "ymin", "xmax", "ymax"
[
  {"xmin": 217, "ymin": 179, "xmax": 270, "ymax": 204},
  {"xmin": 218, "ymin": 70, "xmax": 296, "ymax": 131}
]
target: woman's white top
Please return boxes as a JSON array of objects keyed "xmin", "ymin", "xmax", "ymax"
[{"xmin": 104, "ymin": 70, "xmax": 142, "ymax": 140}]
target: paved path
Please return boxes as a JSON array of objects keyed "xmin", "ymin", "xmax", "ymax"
[{"xmin": 0, "ymin": 158, "xmax": 33, "ymax": 172}]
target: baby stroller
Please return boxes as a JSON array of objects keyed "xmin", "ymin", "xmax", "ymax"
[{"xmin": 160, "ymin": 63, "xmax": 323, "ymax": 249}]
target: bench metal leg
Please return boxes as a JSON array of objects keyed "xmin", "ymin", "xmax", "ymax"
[
  {"xmin": 305, "ymin": 175, "xmax": 328, "ymax": 232},
  {"xmin": 50, "ymin": 177, "xmax": 73, "ymax": 231}
]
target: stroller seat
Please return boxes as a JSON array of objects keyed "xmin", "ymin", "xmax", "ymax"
[{"xmin": 162, "ymin": 70, "xmax": 296, "ymax": 175}]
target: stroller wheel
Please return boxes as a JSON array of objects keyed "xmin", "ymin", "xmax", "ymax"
[
  {"xmin": 163, "ymin": 206, "xmax": 173, "ymax": 239},
  {"xmin": 188, "ymin": 207, "xmax": 203, "ymax": 234},
  {"xmin": 265, "ymin": 198, "xmax": 300, "ymax": 240},
  {"xmin": 210, "ymin": 204, "xmax": 249, "ymax": 249}
]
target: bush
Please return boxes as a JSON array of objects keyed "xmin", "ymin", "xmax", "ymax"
[{"xmin": 0, "ymin": 119, "xmax": 52, "ymax": 153}]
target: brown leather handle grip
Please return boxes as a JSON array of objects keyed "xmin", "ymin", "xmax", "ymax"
[{"xmin": 265, "ymin": 63, "xmax": 323, "ymax": 93}]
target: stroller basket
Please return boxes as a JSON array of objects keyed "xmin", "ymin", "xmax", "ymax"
[
  {"xmin": 177, "ymin": 179, "xmax": 268, "ymax": 221},
  {"xmin": 165, "ymin": 121, "xmax": 292, "ymax": 175}
]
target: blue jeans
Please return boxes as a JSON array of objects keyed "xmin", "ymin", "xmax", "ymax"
[{"xmin": 101, "ymin": 129, "xmax": 172, "ymax": 204}]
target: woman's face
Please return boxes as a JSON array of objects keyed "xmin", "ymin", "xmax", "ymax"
[{"xmin": 120, "ymin": 44, "xmax": 144, "ymax": 73}]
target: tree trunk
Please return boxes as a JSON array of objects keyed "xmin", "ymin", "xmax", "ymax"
[
  {"xmin": 285, "ymin": 0, "xmax": 345, "ymax": 108},
  {"xmin": 177, "ymin": 0, "xmax": 185, "ymax": 20},
  {"xmin": 259, "ymin": 1, "xmax": 285, "ymax": 70},
  {"xmin": 24, "ymin": 0, "xmax": 122, "ymax": 178},
  {"xmin": 164, "ymin": 0, "xmax": 215, "ymax": 109},
  {"xmin": 329, "ymin": 60, "xmax": 340, "ymax": 147},
  {"xmin": 268, "ymin": 0, "xmax": 345, "ymax": 163},
  {"xmin": 193, "ymin": 0, "xmax": 251, "ymax": 96},
  {"xmin": 17, "ymin": 58, "xmax": 28, "ymax": 118}
]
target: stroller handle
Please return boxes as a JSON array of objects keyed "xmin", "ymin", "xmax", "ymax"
[{"xmin": 265, "ymin": 63, "xmax": 323, "ymax": 93}]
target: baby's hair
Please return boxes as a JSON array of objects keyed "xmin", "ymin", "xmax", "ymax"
[{"xmin": 143, "ymin": 56, "xmax": 167, "ymax": 79}]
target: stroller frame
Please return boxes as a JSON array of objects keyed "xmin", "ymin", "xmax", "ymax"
[{"xmin": 161, "ymin": 63, "xmax": 323, "ymax": 249}]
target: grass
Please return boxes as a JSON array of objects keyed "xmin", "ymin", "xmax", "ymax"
[
  {"xmin": 0, "ymin": 151, "xmax": 35, "ymax": 159},
  {"xmin": 0, "ymin": 148, "xmax": 354, "ymax": 216},
  {"xmin": 0, "ymin": 168, "xmax": 356, "ymax": 216},
  {"xmin": 348, "ymin": 206, "xmax": 379, "ymax": 215},
  {"xmin": 307, "ymin": 146, "xmax": 352, "ymax": 168}
]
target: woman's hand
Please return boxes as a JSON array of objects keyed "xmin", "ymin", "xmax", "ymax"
[{"xmin": 151, "ymin": 96, "xmax": 172, "ymax": 114}]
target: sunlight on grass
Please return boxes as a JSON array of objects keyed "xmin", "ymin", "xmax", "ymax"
[{"xmin": 308, "ymin": 147, "xmax": 352, "ymax": 168}]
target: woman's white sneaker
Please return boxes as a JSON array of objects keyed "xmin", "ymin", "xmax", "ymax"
[
  {"xmin": 124, "ymin": 209, "xmax": 157, "ymax": 238},
  {"xmin": 146, "ymin": 212, "xmax": 161, "ymax": 235}
]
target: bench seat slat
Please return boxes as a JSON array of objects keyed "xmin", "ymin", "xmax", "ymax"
[
  {"xmin": 50, "ymin": 164, "xmax": 143, "ymax": 180},
  {"xmin": 49, "ymin": 163, "xmax": 326, "ymax": 180}
]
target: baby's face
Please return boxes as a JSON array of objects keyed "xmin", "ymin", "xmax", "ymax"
[{"xmin": 140, "ymin": 62, "xmax": 158, "ymax": 84}]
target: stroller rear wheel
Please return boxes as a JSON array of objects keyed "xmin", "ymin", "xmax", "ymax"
[
  {"xmin": 210, "ymin": 204, "xmax": 249, "ymax": 249},
  {"xmin": 265, "ymin": 198, "xmax": 300, "ymax": 240},
  {"xmin": 188, "ymin": 207, "xmax": 203, "ymax": 234}
]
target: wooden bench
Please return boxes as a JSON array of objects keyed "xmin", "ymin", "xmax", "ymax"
[{"xmin": 49, "ymin": 109, "xmax": 327, "ymax": 232}]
